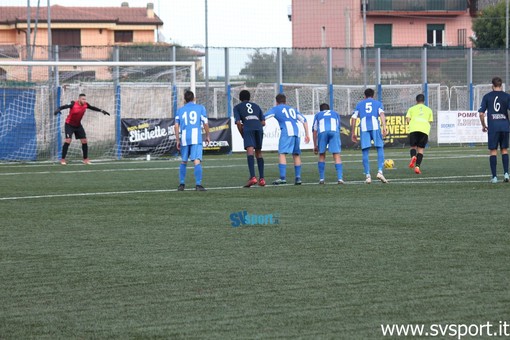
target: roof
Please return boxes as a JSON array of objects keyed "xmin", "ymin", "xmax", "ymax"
[{"xmin": 0, "ymin": 5, "xmax": 163, "ymax": 26}]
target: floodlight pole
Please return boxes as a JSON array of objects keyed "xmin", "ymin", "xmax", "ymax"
[
  {"xmin": 205, "ymin": 0, "xmax": 209, "ymax": 109},
  {"xmin": 506, "ymin": 0, "xmax": 509, "ymax": 88},
  {"xmin": 362, "ymin": 0, "xmax": 367, "ymax": 89}
]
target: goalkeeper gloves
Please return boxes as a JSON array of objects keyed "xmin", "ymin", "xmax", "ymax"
[
  {"xmin": 101, "ymin": 110, "xmax": 110, "ymax": 116},
  {"xmin": 54, "ymin": 110, "xmax": 61, "ymax": 115}
]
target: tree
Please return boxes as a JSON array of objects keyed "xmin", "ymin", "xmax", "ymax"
[{"xmin": 471, "ymin": 1, "xmax": 507, "ymax": 48}]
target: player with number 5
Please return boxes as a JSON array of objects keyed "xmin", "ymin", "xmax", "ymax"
[
  {"xmin": 350, "ymin": 88, "xmax": 388, "ymax": 184},
  {"xmin": 174, "ymin": 90, "xmax": 210, "ymax": 191},
  {"xmin": 264, "ymin": 93, "xmax": 310, "ymax": 185}
]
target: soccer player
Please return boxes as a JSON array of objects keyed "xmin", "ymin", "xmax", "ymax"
[
  {"xmin": 264, "ymin": 93, "xmax": 310, "ymax": 185},
  {"xmin": 312, "ymin": 103, "xmax": 344, "ymax": 184},
  {"xmin": 233, "ymin": 90, "xmax": 266, "ymax": 187},
  {"xmin": 478, "ymin": 76, "xmax": 510, "ymax": 183},
  {"xmin": 406, "ymin": 94, "xmax": 434, "ymax": 174},
  {"xmin": 174, "ymin": 90, "xmax": 210, "ymax": 191},
  {"xmin": 350, "ymin": 88, "xmax": 388, "ymax": 184},
  {"xmin": 54, "ymin": 93, "xmax": 110, "ymax": 165}
]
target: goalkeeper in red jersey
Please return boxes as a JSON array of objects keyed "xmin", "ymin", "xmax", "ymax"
[{"xmin": 54, "ymin": 93, "xmax": 110, "ymax": 165}]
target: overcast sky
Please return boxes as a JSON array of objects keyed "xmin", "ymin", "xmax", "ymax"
[{"xmin": 3, "ymin": 0, "xmax": 293, "ymax": 48}]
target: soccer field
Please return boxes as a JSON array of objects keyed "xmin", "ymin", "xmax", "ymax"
[{"xmin": 1, "ymin": 146, "xmax": 509, "ymax": 338}]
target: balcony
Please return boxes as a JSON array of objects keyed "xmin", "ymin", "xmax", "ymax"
[{"xmin": 364, "ymin": 0, "xmax": 468, "ymax": 16}]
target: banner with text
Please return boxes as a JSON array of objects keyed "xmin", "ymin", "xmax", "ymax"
[
  {"xmin": 203, "ymin": 118, "xmax": 232, "ymax": 154},
  {"xmin": 120, "ymin": 118, "xmax": 176, "ymax": 156},
  {"xmin": 437, "ymin": 111, "xmax": 486, "ymax": 144}
]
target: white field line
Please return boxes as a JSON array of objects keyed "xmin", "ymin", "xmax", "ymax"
[
  {"xmin": 0, "ymin": 154, "xmax": 486, "ymax": 177},
  {"xmin": 0, "ymin": 175, "xmax": 497, "ymax": 201}
]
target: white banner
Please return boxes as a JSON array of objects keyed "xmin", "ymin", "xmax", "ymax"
[
  {"xmin": 232, "ymin": 115, "xmax": 315, "ymax": 152},
  {"xmin": 437, "ymin": 111, "xmax": 486, "ymax": 144}
]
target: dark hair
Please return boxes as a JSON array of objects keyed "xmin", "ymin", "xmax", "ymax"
[
  {"xmin": 239, "ymin": 90, "xmax": 250, "ymax": 101},
  {"xmin": 184, "ymin": 90, "xmax": 195, "ymax": 103},
  {"xmin": 364, "ymin": 88, "xmax": 375, "ymax": 98},
  {"xmin": 319, "ymin": 103, "xmax": 330, "ymax": 111},
  {"xmin": 79, "ymin": 93, "xmax": 86, "ymax": 97},
  {"xmin": 492, "ymin": 77, "xmax": 503, "ymax": 88},
  {"xmin": 416, "ymin": 94, "xmax": 425, "ymax": 103},
  {"xmin": 275, "ymin": 93, "xmax": 286, "ymax": 104}
]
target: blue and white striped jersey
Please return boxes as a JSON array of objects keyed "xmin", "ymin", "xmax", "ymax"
[
  {"xmin": 264, "ymin": 104, "xmax": 307, "ymax": 137},
  {"xmin": 352, "ymin": 98, "xmax": 384, "ymax": 132},
  {"xmin": 312, "ymin": 109, "xmax": 340, "ymax": 134},
  {"xmin": 175, "ymin": 102, "xmax": 208, "ymax": 146}
]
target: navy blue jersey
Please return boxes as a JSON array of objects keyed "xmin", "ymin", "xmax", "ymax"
[
  {"xmin": 233, "ymin": 101, "xmax": 264, "ymax": 131},
  {"xmin": 478, "ymin": 91, "xmax": 510, "ymax": 132}
]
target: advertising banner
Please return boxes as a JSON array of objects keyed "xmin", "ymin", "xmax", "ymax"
[
  {"xmin": 437, "ymin": 111, "xmax": 485, "ymax": 144},
  {"xmin": 120, "ymin": 118, "xmax": 176, "ymax": 156},
  {"xmin": 203, "ymin": 118, "xmax": 232, "ymax": 154}
]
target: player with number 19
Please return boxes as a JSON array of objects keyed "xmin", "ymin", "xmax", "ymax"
[
  {"xmin": 264, "ymin": 93, "xmax": 310, "ymax": 185},
  {"xmin": 174, "ymin": 90, "xmax": 210, "ymax": 191}
]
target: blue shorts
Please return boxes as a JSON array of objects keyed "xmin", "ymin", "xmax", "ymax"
[
  {"xmin": 279, "ymin": 136, "xmax": 301, "ymax": 155},
  {"xmin": 243, "ymin": 129, "xmax": 263, "ymax": 150},
  {"xmin": 180, "ymin": 144, "xmax": 203, "ymax": 162},
  {"xmin": 488, "ymin": 131, "xmax": 509, "ymax": 150},
  {"xmin": 360, "ymin": 130, "xmax": 384, "ymax": 150},
  {"xmin": 317, "ymin": 131, "xmax": 341, "ymax": 154}
]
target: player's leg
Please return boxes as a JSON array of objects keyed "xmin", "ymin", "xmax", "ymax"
[
  {"xmin": 292, "ymin": 137, "xmax": 302, "ymax": 185},
  {"xmin": 362, "ymin": 147, "xmax": 371, "ymax": 183},
  {"xmin": 318, "ymin": 153, "xmax": 326, "ymax": 184},
  {"xmin": 499, "ymin": 132, "xmax": 509, "ymax": 182},
  {"xmin": 328, "ymin": 132, "xmax": 343, "ymax": 183},
  {"xmin": 255, "ymin": 148, "xmax": 265, "ymax": 186},
  {"xmin": 333, "ymin": 153, "xmax": 343, "ymax": 184},
  {"xmin": 244, "ymin": 146, "xmax": 258, "ymax": 187},
  {"xmin": 373, "ymin": 130, "xmax": 388, "ymax": 183},
  {"xmin": 317, "ymin": 132, "xmax": 327, "ymax": 183},
  {"xmin": 409, "ymin": 132, "xmax": 418, "ymax": 168},
  {"xmin": 178, "ymin": 145, "xmax": 190, "ymax": 190},
  {"xmin": 414, "ymin": 132, "xmax": 428, "ymax": 174},
  {"xmin": 488, "ymin": 131, "xmax": 499, "ymax": 182},
  {"xmin": 190, "ymin": 144, "xmax": 205, "ymax": 190},
  {"xmin": 244, "ymin": 130, "xmax": 257, "ymax": 180},
  {"xmin": 74, "ymin": 126, "xmax": 89, "ymax": 164},
  {"xmin": 60, "ymin": 124, "xmax": 73, "ymax": 164},
  {"xmin": 274, "ymin": 136, "xmax": 292, "ymax": 184}
]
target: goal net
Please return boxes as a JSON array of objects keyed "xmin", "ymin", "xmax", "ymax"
[{"xmin": 0, "ymin": 61, "xmax": 195, "ymax": 162}]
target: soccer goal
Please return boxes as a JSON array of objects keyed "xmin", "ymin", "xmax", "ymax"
[{"xmin": 0, "ymin": 60, "xmax": 195, "ymax": 162}]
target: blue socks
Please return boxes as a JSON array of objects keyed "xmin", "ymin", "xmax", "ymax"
[
  {"xmin": 335, "ymin": 163, "xmax": 343, "ymax": 180},
  {"xmin": 194, "ymin": 163, "xmax": 203, "ymax": 185},
  {"xmin": 503, "ymin": 154, "xmax": 509, "ymax": 174},
  {"xmin": 318, "ymin": 161, "xmax": 325, "ymax": 180},
  {"xmin": 362, "ymin": 149, "xmax": 370, "ymax": 174},
  {"xmin": 377, "ymin": 147, "xmax": 385, "ymax": 172},
  {"xmin": 179, "ymin": 163, "xmax": 187, "ymax": 184},
  {"xmin": 279, "ymin": 164, "xmax": 286, "ymax": 180},
  {"xmin": 294, "ymin": 165, "xmax": 302, "ymax": 179}
]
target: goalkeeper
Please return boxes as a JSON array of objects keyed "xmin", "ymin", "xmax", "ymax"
[{"xmin": 54, "ymin": 93, "xmax": 110, "ymax": 165}]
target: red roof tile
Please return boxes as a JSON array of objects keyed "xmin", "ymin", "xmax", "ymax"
[{"xmin": 0, "ymin": 5, "xmax": 163, "ymax": 25}]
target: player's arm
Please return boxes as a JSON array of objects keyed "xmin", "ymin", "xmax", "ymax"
[
  {"xmin": 297, "ymin": 112, "xmax": 310, "ymax": 143},
  {"xmin": 203, "ymin": 123, "xmax": 211, "ymax": 145},
  {"xmin": 479, "ymin": 111, "xmax": 488, "ymax": 132},
  {"xmin": 350, "ymin": 111, "xmax": 358, "ymax": 143},
  {"xmin": 233, "ymin": 107, "xmax": 243, "ymax": 137},
  {"xmin": 313, "ymin": 129, "xmax": 318, "ymax": 154},
  {"xmin": 54, "ymin": 102, "xmax": 73, "ymax": 115},
  {"xmin": 379, "ymin": 110, "xmax": 387, "ymax": 137},
  {"xmin": 174, "ymin": 121, "xmax": 181, "ymax": 150},
  {"xmin": 235, "ymin": 121, "xmax": 244, "ymax": 137},
  {"xmin": 87, "ymin": 104, "xmax": 110, "ymax": 116}
]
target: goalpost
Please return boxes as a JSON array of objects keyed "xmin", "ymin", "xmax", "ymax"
[{"xmin": 0, "ymin": 60, "xmax": 196, "ymax": 162}]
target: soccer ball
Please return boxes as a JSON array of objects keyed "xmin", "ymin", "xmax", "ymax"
[{"xmin": 384, "ymin": 159, "xmax": 395, "ymax": 169}]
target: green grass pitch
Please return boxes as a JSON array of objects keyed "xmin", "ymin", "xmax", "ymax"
[{"xmin": 1, "ymin": 146, "xmax": 509, "ymax": 338}]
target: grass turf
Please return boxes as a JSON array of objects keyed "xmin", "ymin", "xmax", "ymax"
[{"xmin": 1, "ymin": 146, "xmax": 509, "ymax": 338}]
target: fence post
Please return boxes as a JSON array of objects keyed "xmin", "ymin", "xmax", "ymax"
[
  {"xmin": 114, "ymin": 46, "xmax": 122, "ymax": 160},
  {"xmin": 422, "ymin": 47, "xmax": 428, "ymax": 106},
  {"xmin": 277, "ymin": 48, "xmax": 283, "ymax": 94},
  {"xmin": 225, "ymin": 47, "xmax": 231, "ymax": 118},
  {"xmin": 376, "ymin": 48, "xmax": 382, "ymax": 101},
  {"xmin": 468, "ymin": 48, "xmax": 473, "ymax": 110},
  {"xmin": 172, "ymin": 45, "xmax": 177, "ymax": 116},
  {"xmin": 328, "ymin": 47, "xmax": 334, "ymax": 110},
  {"xmin": 55, "ymin": 45, "xmax": 61, "ymax": 161}
]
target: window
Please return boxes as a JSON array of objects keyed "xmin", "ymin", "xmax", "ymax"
[
  {"xmin": 374, "ymin": 24, "xmax": 392, "ymax": 48},
  {"xmin": 427, "ymin": 24, "xmax": 444, "ymax": 46},
  {"xmin": 115, "ymin": 31, "xmax": 134, "ymax": 43},
  {"xmin": 457, "ymin": 28, "xmax": 466, "ymax": 47},
  {"xmin": 52, "ymin": 29, "xmax": 81, "ymax": 60}
]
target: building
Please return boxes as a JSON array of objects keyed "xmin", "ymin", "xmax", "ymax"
[
  {"xmin": 290, "ymin": 0, "xmax": 476, "ymax": 49},
  {"xmin": 0, "ymin": 2, "xmax": 163, "ymax": 61}
]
